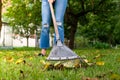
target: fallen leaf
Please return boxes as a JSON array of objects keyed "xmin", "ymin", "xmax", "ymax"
[
  {"xmin": 40, "ymin": 60, "xmax": 54, "ymax": 70},
  {"xmin": 93, "ymin": 54, "xmax": 101, "ymax": 59},
  {"xmin": 83, "ymin": 59, "xmax": 89, "ymax": 63},
  {"xmin": 96, "ymin": 61, "xmax": 105, "ymax": 66},
  {"xmin": 63, "ymin": 60, "xmax": 75, "ymax": 68},
  {"xmin": 4, "ymin": 56, "xmax": 14, "ymax": 62},
  {"xmin": 40, "ymin": 60, "xmax": 46, "ymax": 65},
  {"xmin": 81, "ymin": 55, "xmax": 87, "ymax": 59},
  {"xmin": 0, "ymin": 51, "xmax": 3, "ymax": 54},
  {"xmin": 29, "ymin": 57, "xmax": 33, "ymax": 60},
  {"xmin": 16, "ymin": 58, "xmax": 24, "ymax": 64},
  {"xmin": 43, "ymin": 62, "xmax": 54, "ymax": 70},
  {"xmin": 87, "ymin": 63, "xmax": 95, "ymax": 66},
  {"xmin": 74, "ymin": 59, "xmax": 81, "ymax": 68},
  {"xmin": 54, "ymin": 62, "xmax": 64, "ymax": 70},
  {"xmin": 54, "ymin": 61, "xmax": 61, "ymax": 67}
]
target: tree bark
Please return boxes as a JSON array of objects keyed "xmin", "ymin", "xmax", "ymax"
[
  {"xmin": 65, "ymin": 7, "xmax": 79, "ymax": 49},
  {"xmin": 69, "ymin": 17, "xmax": 78, "ymax": 49}
]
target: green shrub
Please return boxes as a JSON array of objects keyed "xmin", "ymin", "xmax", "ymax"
[
  {"xmin": 74, "ymin": 37, "xmax": 90, "ymax": 49},
  {"xmin": 92, "ymin": 41, "xmax": 111, "ymax": 49}
]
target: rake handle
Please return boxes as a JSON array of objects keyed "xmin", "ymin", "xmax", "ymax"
[{"xmin": 49, "ymin": 2, "xmax": 60, "ymax": 40}]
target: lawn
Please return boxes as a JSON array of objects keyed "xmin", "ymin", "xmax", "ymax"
[{"xmin": 0, "ymin": 47, "xmax": 120, "ymax": 80}]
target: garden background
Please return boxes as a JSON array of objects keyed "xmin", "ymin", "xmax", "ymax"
[{"xmin": 0, "ymin": 0, "xmax": 120, "ymax": 80}]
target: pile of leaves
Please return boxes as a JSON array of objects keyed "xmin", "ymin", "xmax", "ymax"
[
  {"xmin": 40, "ymin": 53, "xmax": 110, "ymax": 71},
  {"xmin": 40, "ymin": 56, "xmax": 95, "ymax": 71}
]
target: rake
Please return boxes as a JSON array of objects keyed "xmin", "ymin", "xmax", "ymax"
[{"xmin": 47, "ymin": 2, "xmax": 81, "ymax": 61}]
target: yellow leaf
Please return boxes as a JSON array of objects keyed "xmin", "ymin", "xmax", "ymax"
[
  {"xmin": 40, "ymin": 60, "xmax": 54, "ymax": 70},
  {"xmin": 83, "ymin": 59, "xmax": 89, "ymax": 63},
  {"xmin": 94, "ymin": 54, "xmax": 101, "ymax": 59},
  {"xmin": 5, "ymin": 56, "xmax": 14, "ymax": 62},
  {"xmin": 28, "ymin": 13, "xmax": 31, "ymax": 16},
  {"xmin": 29, "ymin": 57, "xmax": 33, "ymax": 60},
  {"xmin": 96, "ymin": 61, "xmax": 105, "ymax": 66},
  {"xmin": 16, "ymin": 58, "xmax": 24, "ymax": 64},
  {"xmin": 87, "ymin": 63, "xmax": 95, "ymax": 66},
  {"xmin": 54, "ymin": 61, "xmax": 63, "ymax": 70},
  {"xmin": 43, "ymin": 62, "xmax": 54, "ymax": 70},
  {"xmin": 63, "ymin": 60, "xmax": 75, "ymax": 68},
  {"xmin": 54, "ymin": 61, "xmax": 61, "ymax": 67},
  {"xmin": 0, "ymin": 51, "xmax": 3, "ymax": 54},
  {"xmin": 40, "ymin": 60, "xmax": 46, "ymax": 65},
  {"xmin": 74, "ymin": 59, "xmax": 81, "ymax": 68}
]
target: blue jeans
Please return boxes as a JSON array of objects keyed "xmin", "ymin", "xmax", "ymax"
[{"xmin": 40, "ymin": 0, "xmax": 68, "ymax": 49}]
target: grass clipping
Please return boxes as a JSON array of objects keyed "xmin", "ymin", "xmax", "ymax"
[{"xmin": 40, "ymin": 58, "xmax": 93, "ymax": 70}]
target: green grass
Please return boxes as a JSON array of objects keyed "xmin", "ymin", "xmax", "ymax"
[{"xmin": 0, "ymin": 47, "xmax": 120, "ymax": 80}]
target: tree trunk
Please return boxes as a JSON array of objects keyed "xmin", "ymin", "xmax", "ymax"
[
  {"xmin": 0, "ymin": 0, "xmax": 2, "ymax": 32},
  {"xmin": 69, "ymin": 18, "xmax": 78, "ymax": 49},
  {"xmin": 26, "ymin": 36, "xmax": 29, "ymax": 47},
  {"xmin": 65, "ymin": 7, "xmax": 79, "ymax": 49}
]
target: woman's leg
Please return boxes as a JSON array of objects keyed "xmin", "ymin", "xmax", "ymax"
[
  {"xmin": 40, "ymin": 0, "xmax": 51, "ymax": 55},
  {"xmin": 54, "ymin": 0, "xmax": 68, "ymax": 44}
]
